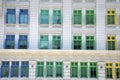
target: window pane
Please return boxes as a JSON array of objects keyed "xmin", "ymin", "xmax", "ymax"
[
  {"xmin": 40, "ymin": 35, "xmax": 48, "ymax": 49},
  {"xmin": 70, "ymin": 62, "xmax": 78, "ymax": 77},
  {"xmin": 56, "ymin": 62, "xmax": 63, "ymax": 77},
  {"xmin": 116, "ymin": 68, "xmax": 120, "ymax": 78},
  {"xmin": 81, "ymin": 67, "xmax": 87, "ymax": 77},
  {"xmin": 11, "ymin": 62, "xmax": 19, "ymax": 77},
  {"xmin": 1, "ymin": 62, "xmax": 9, "ymax": 77},
  {"xmin": 40, "ymin": 10, "xmax": 49, "ymax": 24},
  {"xmin": 36, "ymin": 62, "xmax": 44, "ymax": 77},
  {"xmin": 46, "ymin": 62, "xmax": 53, "ymax": 77},
  {"xmin": 53, "ymin": 10, "xmax": 61, "ymax": 24},
  {"xmin": 21, "ymin": 61, "xmax": 29, "ymax": 77},
  {"xmin": 52, "ymin": 36, "xmax": 61, "ymax": 49}
]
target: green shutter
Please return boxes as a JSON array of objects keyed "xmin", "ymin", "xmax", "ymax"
[
  {"xmin": 73, "ymin": 10, "xmax": 82, "ymax": 24},
  {"xmin": 56, "ymin": 62, "xmax": 63, "ymax": 77},
  {"xmin": 73, "ymin": 36, "xmax": 82, "ymax": 49},
  {"xmin": 70, "ymin": 62, "xmax": 78, "ymax": 77},
  {"xmin": 86, "ymin": 10, "xmax": 95, "ymax": 25},
  {"xmin": 46, "ymin": 62, "xmax": 54, "ymax": 77},
  {"xmin": 80, "ymin": 62, "xmax": 88, "ymax": 78},
  {"xmin": 36, "ymin": 62, "xmax": 44, "ymax": 77},
  {"xmin": 86, "ymin": 36, "xmax": 95, "ymax": 50},
  {"xmin": 90, "ymin": 62, "xmax": 98, "ymax": 78}
]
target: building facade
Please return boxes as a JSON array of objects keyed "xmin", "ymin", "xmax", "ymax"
[{"xmin": 0, "ymin": 0, "xmax": 120, "ymax": 80}]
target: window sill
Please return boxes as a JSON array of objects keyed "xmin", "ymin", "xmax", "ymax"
[
  {"xmin": 19, "ymin": 24, "xmax": 29, "ymax": 27},
  {"xmin": 86, "ymin": 24, "xmax": 95, "ymax": 28},
  {"xmin": 72, "ymin": 24, "xmax": 82, "ymax": 28},
  {"xmin": 5, "ymin": 24, "xmax": 16, "ymax": 27},
  {"xmin": 39, "ymin": 24, "xmax": 49, "ymax": 27},
  {"xmin": 53, "ymin": 24, "xmax": 62, "ymax": 27},
  {"xmin": 106, "ymin": 25, "xmax": 116, "ymax": 27}
]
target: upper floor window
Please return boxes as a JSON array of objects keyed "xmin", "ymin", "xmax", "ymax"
[
  {"xmin": 6, "ymin": 9, "xmax": 16, "ymax": 24},
  {"xmin": 70, "ymin": 62, "xmax": 78, "ymax": 77},
  {"xmin": 11, "ymin": 61, "xmax": 19, "ymax": 77},
  {"xmin": 80, "ymin": 62, "xmax": 88, "ymax": 78},
  {"xmin": 73, "ymin": 36, "xmax": 82, "ymax": 49},
  {"xmin": 39, "ymin": 35, "xmax": 49, "ymax": 49},
  {"xmin": 18, "ymin": 35, "xmax": 28, "ymax": 49},
  {"xmin": 73, "ymin": 10, "xmax": 82, "ymax": 25},
  {"xmin": 107, "ymin": 36, "xmax": 116, "ymax": 50},
  {"xmin": 53, "ymin": 10, "xmax": 62, "ymax": 24},
  {"xmin": 86, "ymin": 36, "xmax": 95, "ymax": 50},
  {"xmin": 36, "ymin": 62, "xmax": 44, "ymax": 77},
  {"xmin": 5, "ymin": 35, "xmax": 15, "ymax": 49},
  {"xmin": 1, "ymin": 61, "xmax": 9, "ymax": 78},
  {"xmin": 90, "ymin": 62, "xmax": 98, "ymax": 78},
  {"xmin": 86, "ymin": 10, "xmax": 95, "ymax": 25},
  {"xmin": 40, "ymin": 10, "xmax": 49, "ymax": 24},
  {"xmin": 106, "ymin": 10, "xmax": 116, "ymax": 25},
  {"xmin": 105, "ymin": 63, "xmax": 114, "ymax": 79},
  {"xmin": 52, "ymin": 35, "xmax": 61, "ymax": 49},
  {"xmin": 19, "ymin": 9, "xmax": 28, "ymax": 24},
  {"xmin": 21, "ymin": 61, "xmax": 29, "ymax": 77}
]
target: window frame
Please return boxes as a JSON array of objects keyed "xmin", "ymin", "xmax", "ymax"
[
  {"xmin": 36, "ymin": 61, "xmax": 44, "ymax": 77},
  {"xmin": 86, "ymin": 10, "xmax": 95, "ymax": 25},
  {"xmin": 40, "ymin": 10, "xmax": 49, "ymax": 24},
  {"xmin": 70, "ymin": 62, "xmax": 78, "ymax": 78},
  {"xmin": 5, "ymin": 35, "xmax": 15, "ymax": 49},
  {"xmin": 18, "ymin": 35, "xmax": 28, "ymax": 49},
  {"xmin": 105, "ymin": 62, "xmax": 114, "ymax": 79},
  {"xmin": 52, "ymin": 35, "xmax": 61, "ymax": 49},
  {"xmin": 86, "ymin": 36, "xmax": 95, "ymax": 50},
  {"xmin": 53, "ymin": 10, "xmax": 62, "ymax": 24},
  {"xmin": 6, "ymin": 9, "xmax": 16, "ymax": 24},
  {"xmin": 73, "ymin": 36, "xmax": 82, "ymax": 50},
  {"xmin": 55, "ymin": 62, "xmax": 63, "ymax": 77},
  {"xmin": 90, "ymin": 62, "xmax": 98, "ymax": 78},
  {"xmin": 106, "ymin": 10, "xmax": 116, "ymax": 25},
  {"xmin": 39, "ymin": 35, "xmax": 49, "ymax": 49},
  {"xmin": 73, "ymin": 10, "xmax": 82, "ymax": 25},
  {"xmin": 106, "ymin": 36, "xmax": 116, "ymax": 50},
  {"xmin": 19, "ymin": 9, "xmax": 29, "ymax": 24},
  {"xmin": 80, "ymin": 62, "xmax": 88, "ymax": 78}
]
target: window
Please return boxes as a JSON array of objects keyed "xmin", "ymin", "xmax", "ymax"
[
  {"xmin": 1, "ymin": 61, "xmax": 9, "ymax": 78},
  {"xmin": 21, "ymin": 61, "xmax": 29, "ymax": 77},
  {"xmin": 36, "ymin": 62, "xmax": 44, "ymax": 77},
  {"xmin": 40, "ymin": 10, "xmax": 49, "ymax": 24},
  {"xmin": 53, "ymin": 10, "xmax": 62, "ymax": 24},
  {"xmin": 86, "ymin": 10, "xmax": 95, "ymax": 25},
  {"xmin": 73, "ymin": 36, "xmax": 82, "ymax": 49},
  {"xmin": 46, "ymin": 62, "xmax": 53, "ymax": 77},
  {"xmin": 6, "ymin": 9, "xmax": 16, "ymax": 24},
  {"xmin": 116, "ymin": 63, "xmax": 120, "ymax": 78},
  {"xmin": 86, "ymin": 36, "xmax": 95, "ymax": 50},
  {"xmin": 19, "ymin": 9, "xmax": 28, "ymax": 24},
  {"xmin": 39, "ymin": 35, "xmax": 48, "ymax": 49},
  {"xmin": 52, "ymin": 35, "xmax": 61, "ymax": 49},
  {"xmin": 56, "ymin": 62, "xmax": 63, "ymax": 77},
  {"xmin": 106, "ymin": 10, "xmax": 116, "ymax": 25},
  {"xmin": 11, "ymin": 61, "xmax": 19, "ymax": 77},
  {"xmin": 5, "ymin": 35, "xmax": 15, "ymax": 49},
  {"xmin": 90, "ymin": 62, "xmax": 98, "ymax": 78},
  {"xmin": 70, "ymin": 62, "xmax": 78, "ymax": 77},
  {"xmin": 80, "ymin": 62, "xmax": 88, "ymax": 78},
  {"xmin": 107, "ymin": 36, "xmax": 116, "ymax": 50},
  {"xmin": 73, "ymin": 10, "xmax": 82, "ymax": 24},
  {"xmin": 18, "ymin": 35, "xmax": 28, "ymax": 49},
  {"xmin": 105, "ymin": 63, "xmax": 114, "ymax": 79}
]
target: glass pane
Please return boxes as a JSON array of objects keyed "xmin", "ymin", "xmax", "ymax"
[
  {"xmin": 37, "ymin": 66, "xmax": 44, "ymax": 77},
  {"xmin": 11, "ymin": 66, "xmax": 19, "ymax": 77},
  {"xmin": 116, "ymin": 68, "xmax": 120, "ymax": 78},
  {"xmin": 19, "ymin": 40, "xmax": 27, "ymax": 49},
  {"xmin": 81, "ymin": 67, "xmax": 87, "ymax": 78},
  {"xmin": 6, "ymin": 40, "xmax": 14, "ymax": 49},
  {"xmin": 53, "ymin": 15, "xmax": 61, "ymax": 24},
  {"xmin": 21, "ymin": 66, "xmax": 29, "ymax": 77},
  {"xmin": 90, "ymin": 67, "xmax": 97, "ymax": 78},
  {"xmin": 40, "ymin": 15, "xmax": 49, "ymax": 24},
  {"xmin": 52, "ymin": 40, "xmax": 61, "ymax": 49},
  {"xmin": 74, "ymin": 41, "xmax": 81, "ymax": 49},
  {"xmin": 86, "ymin": 41, "xmax": 94, "ymax": 50},
  {"xmin": 71, "ymin": 67, "xmax": 78, "ymax": 77},
  {"xmin": 1, "ymin": 66, "xmax": 9, "ymax": 77},
  {"xmin": 74, "ymin": 15, "xmax": 81, "ymax": 24}
]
